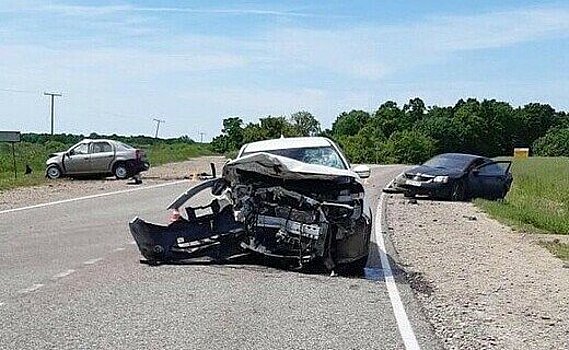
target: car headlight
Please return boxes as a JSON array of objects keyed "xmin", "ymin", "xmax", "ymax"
[{"xmin": 433, "ymin": 176, "xmax": 449, "ymax": 183}]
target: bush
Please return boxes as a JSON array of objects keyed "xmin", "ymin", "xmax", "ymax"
[{"xmin": 533, "ymin": 128, "xmax": 569, "ymax": 157}]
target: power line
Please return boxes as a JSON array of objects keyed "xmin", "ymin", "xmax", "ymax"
[
  {"xmin": 152, "ymin": 118, "xmax": 165, "ymax": 138},
  {"xmin": 44, "ymin": 92, "xmax": 62, "ymax": 135}
]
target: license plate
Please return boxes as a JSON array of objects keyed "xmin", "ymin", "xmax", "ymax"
[{"xmin": 405, "ymin": 180, "xmax": 422, "ymax": 187}]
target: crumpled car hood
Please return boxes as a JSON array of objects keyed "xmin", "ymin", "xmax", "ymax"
[{"xmin": 223, "ymin": 152, "xmax": 362, "ymax": 183}]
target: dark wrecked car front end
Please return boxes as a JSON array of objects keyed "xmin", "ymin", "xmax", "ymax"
[{"xmin": 129, "ymin": 153, "xmax": 371, "ymax": 270}]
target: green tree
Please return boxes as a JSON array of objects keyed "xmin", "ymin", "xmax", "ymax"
[
  {"xmin": 517, "ymin": 103, "xmax": 557, "ymax": 147},
  {"xmin": 379, "ymin": 130, "xmax": 436, "ymax": 164},
  {"xmin": 331, "ymin": 110, "xmax": 371, "ymax": 137},
  {"xmin": 211, "ymin": 117, "xmax": 244, "ymax": 152},
  {"xmin": 372, "ymin": 101, "xmax": 409, "ymax": 137},
  {"xmin": 290, "ymin": 111, "xmax": 321, "ymax": 136}
]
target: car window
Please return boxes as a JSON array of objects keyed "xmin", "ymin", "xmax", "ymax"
[
  {"xmin": 423, "ymin": 155, "xmax": 475, "ymax": 171},
  {"xmin": 242, "ymin": 146, "xmax": 346, "ymax": 169},
  {"xmin": 92, "ymin": 142, "xmax": 113, "ymax": 153},
  {"xmin": 71, "ymin": 143, "xmax": 89, "ymax": 155},
  {"xmin": 118, "ymin": 142, "xmax": 134, "ymax": 150},
  {"xmin": 477, "ymin": 162, "xmax": 506, "ymax": 176}
]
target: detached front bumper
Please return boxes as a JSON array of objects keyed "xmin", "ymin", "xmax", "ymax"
[{"xmin": 129, "ymin": 205, "xmax": 244, "ymax": 264}]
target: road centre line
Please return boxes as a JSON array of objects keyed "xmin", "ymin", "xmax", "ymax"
[
  {"xmin": 83, "ymin": 258, "xmax": 103, "ymax": 265},
  {"xmin": 18, "ymin": 284, "xmax": 44, "ymax": 294},
  {"xmin": 374, "ymin": 193, "xmax": 421, "ymax": 350},
  {"xmin": 52, "ymin": 269, "xmax": 76, "ymax": 279},
  {"xmin": 0, "ymin": 180, "xmax": 190, "ymax": 215}
]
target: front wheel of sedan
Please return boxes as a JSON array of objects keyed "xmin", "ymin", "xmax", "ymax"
[
  {"xmin": 113, "ymin": 163, "xmax": 129, "ymax": 180},
  {"xmin": 46, "ymin": 165, "xmax": 62, "ymax": 179},
  {"xmin": 450, "ymin": 181, "xmax": 466, "ymax": 201}
]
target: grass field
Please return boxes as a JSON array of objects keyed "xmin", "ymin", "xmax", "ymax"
[
  {"xmin": 0, "ymin": 141, "xmax": 214, "ymax": 191},
  {"xmin": 475, "ymin": 157, "xmax": 569, "ymax": 260}
]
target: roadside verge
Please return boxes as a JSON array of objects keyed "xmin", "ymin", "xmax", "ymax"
[{"xmin": 385, "ymin": 195, "xmax": 569, "ymax": 349}]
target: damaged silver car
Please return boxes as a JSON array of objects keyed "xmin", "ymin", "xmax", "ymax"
[{"xmin": 129, "ymin": 137, "xmax": 372, "ymax": 271}]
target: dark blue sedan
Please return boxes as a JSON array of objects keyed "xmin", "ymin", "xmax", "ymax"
[{"xmin": 391, "ymin": 153, "xmax": 513, "ymax": 201}]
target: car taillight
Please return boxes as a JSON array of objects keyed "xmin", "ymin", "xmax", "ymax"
[{"xmin": 169, "ymin": 209, "xmax": 181, "ymax": 222}]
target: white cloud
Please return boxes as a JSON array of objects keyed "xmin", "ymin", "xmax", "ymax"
[{"xmin": 1, "ymin": 3, "xmax": 569, "ymax": 137}]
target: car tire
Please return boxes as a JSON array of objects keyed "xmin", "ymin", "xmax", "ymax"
[
  {"xmin": 46, "ymin": 165, "xmax": 62, "ymax": 179},
  {"xmin": 450, "ymin": 180, "xmax": 466, "ymax": 201},
  {"xmin": 113, "ymin": 162, "xmax": 129, "ymax": 180}
]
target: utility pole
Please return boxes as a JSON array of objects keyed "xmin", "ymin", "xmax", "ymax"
[
  {"xmin": 198, "ymin": 132, "xmax": 205, "ymax": 143},
  {"xmin": 44, "ymin": 92, "xmax": 62, "ymax": 135},
  {"xmin": 152, "ymin": 118, "xmax": 165, "ymax": 138}
]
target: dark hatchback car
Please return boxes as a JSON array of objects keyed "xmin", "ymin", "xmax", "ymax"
[{"xmin": 391, "ymin": 153, "xmax": 513, "ymax": 201}]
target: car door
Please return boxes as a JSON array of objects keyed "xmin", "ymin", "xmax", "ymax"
[
  {"xmin": 468, "ymin": 161, "xmax": 512, "ymax": 199},
  {"xmin": 89, "ymin": 141, "xmax": 115, "ymax": 173},
  {"xmin": 64, "ymin": 143, "xmax": 91, "ymax": 174}
]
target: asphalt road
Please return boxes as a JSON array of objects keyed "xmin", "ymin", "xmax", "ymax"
[{"xmin": 0, "ymin": 165, "xmax": 440, "ymax": 349}]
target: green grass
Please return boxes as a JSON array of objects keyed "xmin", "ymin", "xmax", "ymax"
[
  {"xmin": 475, "ymin": 157, "xmax": 569, "ymax": 235},
  {"xmin": 0, "ymin": 141, "xmax": 215, "ymax": 191}
]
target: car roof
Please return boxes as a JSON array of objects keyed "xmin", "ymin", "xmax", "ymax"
[
  {"xmin": 435, "ymin": 153, "xmax": 485, "ymax": 161},
  {"xmin": 241, "ymin": 137, "xmax": 333, "ymax": 153}
]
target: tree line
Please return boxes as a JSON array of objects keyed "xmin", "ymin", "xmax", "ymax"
[
  {"xmin": 21, "ymin": 132, "xmax": 197, "ymax": 146},
  {"xmin": 211, "ymin": 98, "xmax": 569, "ymax": 164}
]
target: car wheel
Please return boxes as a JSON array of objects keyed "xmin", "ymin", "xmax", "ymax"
[
  {"xmin": 450, "ymin": 180, "xmax": 466, "ymax": 201},
  {"xmin": 46, "ymin": 165, "xmax": 62, "ymax": 179},
  {"xmin": 113, "ymin": 163, "xmax": 129, "ymax": 179}
]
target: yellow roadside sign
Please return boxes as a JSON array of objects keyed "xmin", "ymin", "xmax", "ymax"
[{"xmin": 514, "ymin": 148, "xmax": 529, "ymax": 158}]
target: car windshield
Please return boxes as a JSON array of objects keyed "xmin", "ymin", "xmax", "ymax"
[
  {"xmin": 423, "ymin": 155, "xmax": 474, "ymax": 171},
  {"xmin": 242, "ymin": 146, "xmax": 347, "ymax": 169}
]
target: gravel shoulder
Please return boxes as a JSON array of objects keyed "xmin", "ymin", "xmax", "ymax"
[
  {"xmin": 0, "ymin": 156, "xmax": 226, "ymax": 211},
  {"xmin": 386, "ymin": 195, "xmax": 569, "ymax": 349}
]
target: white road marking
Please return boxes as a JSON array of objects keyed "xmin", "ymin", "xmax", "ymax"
[
  {"xmin": 18, "ymin": 284, "xmax": 44, "ymax": 294},
  {"xmin": 0, "ymin": 180, "xmax": 190, "ymax": 215},
  {"xmin": 114, "ymin": 247, "xmax": 126, "ymax": 252},
  {"xmin": 374, "ymin": 193, "xmax": 421, "ymax": 350},
  {"xmin": 52, "ymin": 269, "xmax": 76, "ymax": 279},
  {"xmin": 83, "ymin": 258, "xmax": 103, "ymax": 265},
  {"xmin": 129, "ymin": 240, "xmax": 137, "ymax": 245}
]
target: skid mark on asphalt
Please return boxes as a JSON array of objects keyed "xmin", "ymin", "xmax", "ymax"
[
  {"xmin": 52, "ymin": 269, "xmax": 76, "ymax": 279},
  {"xmin": 83, "ymin": 258, "xmax": 103, "ymax": 265},
  {"xmin": 18, "ymin": 284, "xmax": 44, "ymax": 294}
]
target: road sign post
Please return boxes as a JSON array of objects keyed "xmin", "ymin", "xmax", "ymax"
[{"xmin": 0, "ymin": 131, "xmax": 22, "ymax": 179}]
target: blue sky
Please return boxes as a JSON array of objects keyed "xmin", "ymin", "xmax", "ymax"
[{"xmin": 1, "ymin": 1, "xmax": 569, "ymax": 139}]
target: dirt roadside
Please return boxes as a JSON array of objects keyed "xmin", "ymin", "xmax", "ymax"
[
  {"xmin": 386, "ymin": 195, "xmax": 569, "ymax": 349},
  {"xmin": 0, "ymin": 156, "xmax": 226, "ymax": 211}
]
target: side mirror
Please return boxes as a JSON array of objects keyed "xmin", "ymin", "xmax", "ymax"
[{"xmin": 352, "ymin": 165, "xmax": 371, "ymax": 179}]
